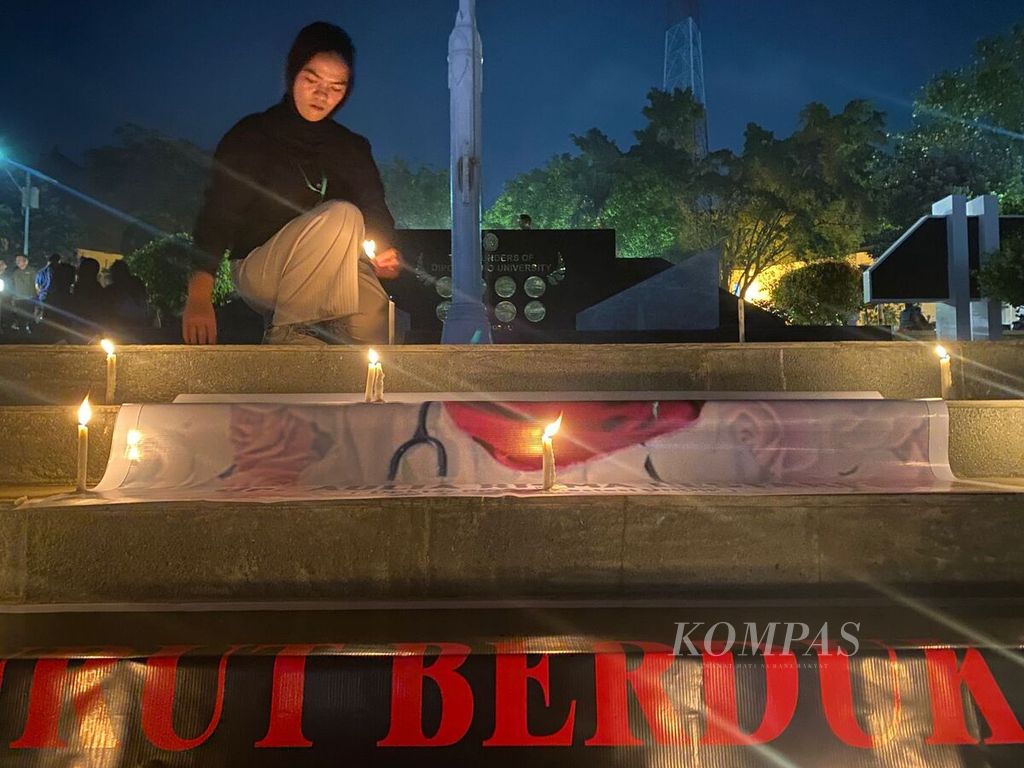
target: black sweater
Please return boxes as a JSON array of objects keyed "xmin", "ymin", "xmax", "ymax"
[{"xmin": 192, "ymin": 99, "xmax": 397, "ymax": 274}]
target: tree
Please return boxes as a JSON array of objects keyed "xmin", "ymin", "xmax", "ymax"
[
  {"xmin": 485, "ymin": 151, "xmax": 595, "ymax": 229},
  {"xmin": 0, "ymin": 182, "xmax": 81, "ymax": 262},
  {"xmin": 486, "ymin": 90, "xmax": 884, "ymax": 281},
  {"xmin": 124, "ymin": 234, "xmax": 232, "ymax": 322},
  {"xmin": 976, "ymin": 229, "xmax": 1024, "ymax": 306},
  {"xmin": 486, "ymin": 88, "xmax": 708, "ymax": 257},
  {"xmin": 874, "ymin": 24, "xmax": 1024, "ymax": 238},
  {"xmin": 379, "ymin": 159, "xmax": 451, "ymax": 229},
  {"xmin": 772, "ymin": 261, "xmax": 866, "ymax": 325},
  {"xmin": 705, "ymin": 100, "xmax": 886, "ymax": 295},
  {"xmin": 81, "ymin": 124, "xmax": 209, "ymax": 253}
]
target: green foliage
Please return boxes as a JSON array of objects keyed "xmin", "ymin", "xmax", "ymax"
[
  {"xmin": 82, "ymin": 124, "xmax": 209, "ymax": 253},
  {"xmin": 0, "ymin": 183, "xmax": 81, "ymax": 263},
  {"xmin": 125, "ymin": 234, "xmax": 233, "ymax": 318},
  {"xmin": 486, "ymin": 89, "xmax": 708, "ymax": 258},
  {"xmin": 976, "ymin": 230, "xmax": 1024, "ymax": 306},
  {"xmin": 487, "ymin": 89, "xmax": 884, "ymax": 291},
  {"xmin": 772, "ymin": 261, "xmax": 866, "ymax": 325},
  {"xmin": 379, "ymin": 159, "xmax": 451, "ymax": 229},
  {"xmin": 0, "ymin": 204, "xmax": 16, "ymax": 254},
  {"xmin": 706, "ymin": 100, "xmax": 886, "ymax": 294},
  {"xmin": 485, "ymin": 151, "xmax": 598, "ymax": 230},
  {"xmin": 873, "ymin": 24, "xmax": 1024, "ymax": 238},
  {"xmin": 601, "ymin": 166, "xmax": 685, "ymax": 258}
]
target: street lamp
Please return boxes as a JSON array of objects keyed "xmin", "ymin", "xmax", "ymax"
[{"xmin": 1, "ymin": 154, "xmax": 38, "ymax": 258}]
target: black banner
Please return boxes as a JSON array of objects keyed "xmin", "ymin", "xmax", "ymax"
[{"xmin": 1, "ymin": 643, "xmax": 1023, "ymax": 765}]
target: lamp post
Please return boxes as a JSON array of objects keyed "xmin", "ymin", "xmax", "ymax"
[
  {"xmin": 442, "ymin": 0, "xmax": 492, "ymax": 344},
  {"xmin": 2, "ymin": 161, "xmax": 37, "ymax": 258}
]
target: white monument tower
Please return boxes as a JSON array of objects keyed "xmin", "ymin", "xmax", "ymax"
[{"xmin": 442, "ymin": 0, "xmax": 492, "ymax": 344}]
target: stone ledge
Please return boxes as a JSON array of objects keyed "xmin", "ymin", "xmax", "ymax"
[
  {"xmin": 2, "ymin": 493, "xmax": 1022, "ymax": 605},
  {"xmin": 1, "ymin": 341, "xmax": 1023, "ymax": 404}
]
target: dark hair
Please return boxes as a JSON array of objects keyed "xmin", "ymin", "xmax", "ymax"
[
  {"xmin": 51, "ymin": 263, "xmax": 75, "ymax": 294},
  {"xmin": 286, "ymin": 22, "xmax": 355, "ymax": 94},
  {"xmin": 77, "ymin": 257, "xmax": 100, "ymax": 283},
  {"xmin": 48, "ymin": 253, "xmax": 61, "ymax": 266}
]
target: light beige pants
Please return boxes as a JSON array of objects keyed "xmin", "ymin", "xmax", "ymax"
[{"xmin": 233, "ymin": 201, "xmax": 389, "ymax": 343}]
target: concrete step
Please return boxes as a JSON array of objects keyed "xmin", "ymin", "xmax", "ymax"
[
  {"xmin": 1, "ymin": 492, "xmax": 1022, "ymax": 606},
  {"xmin": 2, "ymin": 341, "xmax": 1023, "ymax": 404},
  {"xmin": 2, "ymin": 401, "xmax": 1020, "ymax": 489}
]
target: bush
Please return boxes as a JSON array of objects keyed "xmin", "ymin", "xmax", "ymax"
[
  {"xmin": 976, "ymin": 230, "xmax": 1024, "ymax": 306},
  {"xmin": 772, "ymin": 261, "xmax": 866, "ymax": 325},
  {"xmin": 124, "ymin": 234, "xmax": 233, "ymax": 319}
]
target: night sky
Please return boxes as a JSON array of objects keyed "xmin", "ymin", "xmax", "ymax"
[{"xmin": 3, "ymin": 0, "xmax": 1022, "ymax": 204}]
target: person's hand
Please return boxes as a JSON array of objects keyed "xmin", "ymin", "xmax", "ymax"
[
  {"xmin": 371, "ymin": 247, "xmax": 402, "ymax": 280},
  {"xmin": 182, "ymin": 272, "xmax": 218, "ymax": 344}
]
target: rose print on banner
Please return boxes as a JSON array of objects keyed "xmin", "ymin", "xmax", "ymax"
[
  {"xmin": 721, "ymin": 401, "xmax": 935, "ymax": 485},
  {"xmin": 225, "ymin": 406, "xmax": 333, "ymax": 489},
  {"xmin": 444, "ymin": 401, "xmax": 703, "ymax": 471}
]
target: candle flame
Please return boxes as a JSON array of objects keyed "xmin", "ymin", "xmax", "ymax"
[
  {"xmin": 935, "ymin": 344, "xmax": 950, "ymax": 361},
  {"xmin": 100, "ymin": 338, "xmax": 115, "ymax": 356},
  {"xmin": 543, "ymin": 413, "xmax": 563, "ymax": 441},
  {"xmin": 126, "ymin": 429, "xmax": 142, "ymax": 461},
  {"xmin": 78, "ymin": 396, "xmax": 92, "ymax": 427},
  {"xmin": 363, "ymin": 240, "xmax": 377, "ymax": 259},
  {"xmin": 368, "ymin": 348, "xmax": 380, "ymax": 365}
]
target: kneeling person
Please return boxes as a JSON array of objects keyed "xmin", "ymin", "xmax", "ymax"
[{"xmin": 183, "ymin": 21, "xmax": 401, "ymax": 345}]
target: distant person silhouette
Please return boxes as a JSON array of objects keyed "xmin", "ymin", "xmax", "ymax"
[
  {"xmin": 105, "ymin": 259, "xmax": 151, "ymax": 333},
  {"xmin": 72, "ymin": 257, "xmax": 107, "ymax": 337}
]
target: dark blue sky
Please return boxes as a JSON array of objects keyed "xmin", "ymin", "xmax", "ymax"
[{"xmin": 3, "ymin": 1, "xmax": 1022, "ymax": 204}]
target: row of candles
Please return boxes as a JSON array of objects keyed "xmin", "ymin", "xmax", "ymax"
[
  {"xmin": 77, "ymin": 342, "xmax": 566, "ymax": 492},
  {"xmin": 75, "ymin": 340, "xmax": 957, "ymax": 495}
]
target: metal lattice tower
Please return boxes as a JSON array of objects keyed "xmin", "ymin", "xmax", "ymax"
[{"xmin": 663, "ymin": 0, "xmax": 708, "ymax": 154}]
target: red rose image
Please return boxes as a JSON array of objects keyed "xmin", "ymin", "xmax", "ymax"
[{"xmin": 444, "ymin": 400, "xmax": 703, "ymax": 471}]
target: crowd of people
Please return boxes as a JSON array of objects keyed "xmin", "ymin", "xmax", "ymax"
[{"xmin": 0, "ymin": 252, "xmax": 151, "ymax": 343}]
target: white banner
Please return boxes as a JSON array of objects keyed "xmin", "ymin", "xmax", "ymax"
[{"xmin": 29, "ymin": 397, "xmax": 968, "ymax": 504}]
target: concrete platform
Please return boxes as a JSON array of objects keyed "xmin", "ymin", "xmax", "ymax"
[
  {"xmin": 2, "ymin": 341, "xmax": 1024, "ymax": 405},
  {"xmin": 2, "ymin": 492, "xmax": 1023, "ymax": 606},
  {"xmin": 2, "ymin": 401, "xmax": 1021, "ymax": 488}
]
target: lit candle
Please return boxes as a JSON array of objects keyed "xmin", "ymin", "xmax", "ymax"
[
  {"xmin": 100, "ymin": 339, "xmax": 117, "ymax": 403},
  {"xmin": 936, "ymin": 345, "xmax": 953, "ymax": 399},
  {"xmin": 373, "ymin": 354, "xmax": 386, "ymax": 403},
  {"xmin": 363, "ymin": 239, "xmax": 377, "ymax": 260},
  {"xmin": 126, "ymin": 429, "xmax": 142, "ymax": 462},
  {"xmin": 365, "ymin": 349, "xmax": 380, "ymax": 402},
  {"xmin": 77, "ymin": 396, "xmax": 92, "ymax": 492},
  {"xmin": 542, "ymin": 414, "xmax": 563, "ymax": 491}
]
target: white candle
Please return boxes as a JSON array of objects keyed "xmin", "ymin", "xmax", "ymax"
[
  {"xmin": 363, "ymin": 240, "xmax": 377, "ymax": 260},
  {"xmin": 360, "ymin": 352, "xmax": 376, "ymax": 405},
  {"xmin": 77, "ymin": 396, "xmax": 92, "ymax": 492},
  {"xmin": 126, "ymin": 429, "xmax": 142, "ymax": 462},
  {"xmin": 542, "ymin": 414, "xmax": 562, "ymax": 491},
  {"xmin": 101, "ymin": 339, "xmax": 117, "ymax": 403},
  {"xmin": 373, "ymin": 356, "xmax": 386, "ymax": 403},
  {"xmin": 936, "ymin": 345, "xmax": 953, "ymax": 399}
]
